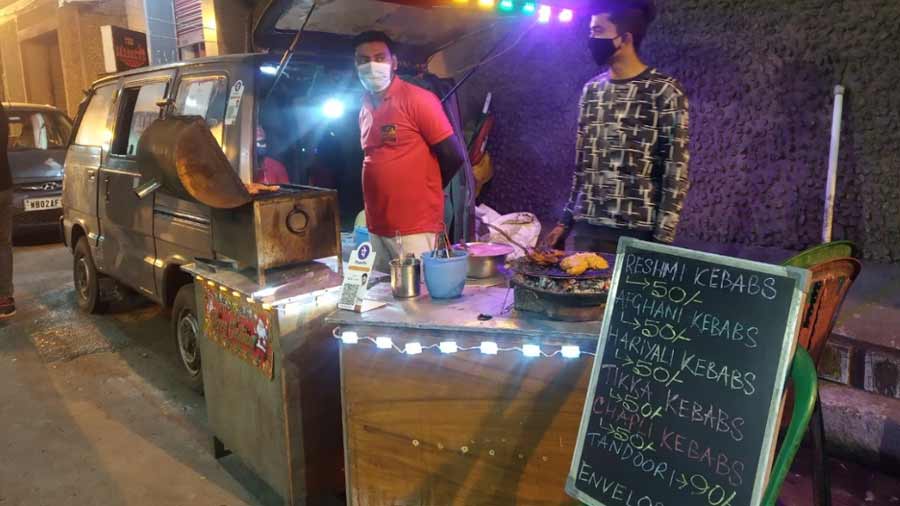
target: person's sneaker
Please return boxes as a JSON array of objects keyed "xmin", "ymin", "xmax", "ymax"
[{"xmin": 0, "ymin": 297, "xmax": 16, "ymax": 320}]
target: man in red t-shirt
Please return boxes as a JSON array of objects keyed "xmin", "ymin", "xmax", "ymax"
[
  {"xmin": 353, "ymin": 31, "xmax": 466, "ymax": 272},
  {"xmin": 254, "ymin": 126, "xmax": 290, "ymax": 184}
]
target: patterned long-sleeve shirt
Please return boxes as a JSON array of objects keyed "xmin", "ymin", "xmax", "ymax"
[{"xmin": 561, "ymin": 68, "xmax": 690, "ymax": 243}]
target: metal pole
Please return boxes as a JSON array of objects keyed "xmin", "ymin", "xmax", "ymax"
[
  {"xmin": 822, "ymin": 85, "xmax": 845, "ymax": 243},
  {"xmin": 265, "ymin": 2, "xmax": 317, "ymax": 102}
]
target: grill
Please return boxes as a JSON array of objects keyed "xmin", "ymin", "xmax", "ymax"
[
  {"xmin": 18, "ymin": 181, "xmax": 62, "ymax": 192},
  {"xmin": 14, "ymin": 208, "xmax": 62, "ymax": 227},
  {"xmin": 211, "ymin": 184, "xmax": 341, "ymax": 285},
  {"xmin": 137, "ymin": 116, "xmax": 341, "ymax": 286},
  {"xmin": 510, "ymin": 253, "xmax": 615, "ymax": 322}
]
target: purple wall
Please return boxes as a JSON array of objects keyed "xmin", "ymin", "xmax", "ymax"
[{"xmin": 455, "ymin": 0, "xmax": 900, "ymax": 261}]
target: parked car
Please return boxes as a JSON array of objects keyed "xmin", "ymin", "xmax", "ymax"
[{"xmin": 4, "ymin": 103, "xmax": 71, "ymax": 238}]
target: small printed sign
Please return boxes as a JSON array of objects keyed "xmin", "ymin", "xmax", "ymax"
[
  {"xmin": 339, "ymin": 242, "xmax": 384, "ymax": 313},
  {"xmin": 101, "ymin": 25, "xmax": 149, "ymax": 73},
  {"xmin": 203, "ymin": 284, "xmax": 275, "ymax": 380},
  {"xmin": 225, "ymin": 80, "xmax": 244, "ymax": 126}
]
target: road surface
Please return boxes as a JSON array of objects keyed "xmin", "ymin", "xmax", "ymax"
[{"xmin": 0, "ymin": 235, "xmax": 271, "ymax": 506}]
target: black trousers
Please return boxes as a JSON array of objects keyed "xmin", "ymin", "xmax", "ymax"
[{"xmin": 571, "ymin": 222, "xmax": 655, "ymax": 254}]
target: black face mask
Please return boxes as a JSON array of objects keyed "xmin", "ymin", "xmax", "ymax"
[{"xmin": 588, "ymin": 36, "xmax": 621, "ymax": 66}]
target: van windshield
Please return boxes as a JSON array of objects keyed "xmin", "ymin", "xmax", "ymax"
[
  {"xmin": 256, "ymin": 60, "xmax": 364, "ymax": 229},
  {"xmin": 7, "ymin": 110, "xmax": 72, "ymax": 151}
]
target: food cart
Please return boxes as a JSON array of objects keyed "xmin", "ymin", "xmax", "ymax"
[
  {"xmin": 183, "ymin": 258, "xmax": 345, "ymax": 506},
  {"xmin": 153, "ymin": 1, "xmax": 614, "ymax": 505},
  {"xmin": 138, "ymin": 114, "xmax": 349, "ymax": 505},
  {"xmin": 327, "ymin": 281, "xmax": 603, "ymax": 505}
]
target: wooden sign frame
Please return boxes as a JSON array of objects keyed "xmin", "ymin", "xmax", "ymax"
[{"xmin": 566, "ymin": 238, "xmax": 810, "ymax": 506}]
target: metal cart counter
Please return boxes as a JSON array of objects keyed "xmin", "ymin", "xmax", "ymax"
[{"xmin": 183, "ymin": 258, "xmax": 345, "ymax": 506}]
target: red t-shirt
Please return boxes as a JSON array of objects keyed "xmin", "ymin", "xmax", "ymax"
[
  {"xmin": 360, "ymin": 78, "xmax": 454, "ymax": 237},
  {"xmin": 255, "ymin": 157, "xmax": 290, "ymax": 185}
]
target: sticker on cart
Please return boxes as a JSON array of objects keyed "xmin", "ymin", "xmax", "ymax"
[
  {"xmin": 339, "ymin": 242, "xmax": 385, "ymax": 313},
  {"xmin": 224, "ymin": 79, "xmax": 244, "ymax": 126},
  {"xmin": 203, "ymin": 283, "xmax": 275, "ymax": 380}
]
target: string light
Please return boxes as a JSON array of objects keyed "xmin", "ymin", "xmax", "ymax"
[
  {"xmin": 537, "ymin": 4, "xmax": 552, "ymax": 23},
  {"xmin": 561, "ymin": 345, "xmax": 581, "ymax": 359},
  {"xmin": 480, "ymin": 341, "xmax": 499, "ymax": 355},
  {"xmin": 522, "ymin": 344, "xmax": 541, "ymax": 357},
  {"xmin": 333, "ymin": 328, "xmax": 593, "ymax": 359},
  {"xmin": 446, "ymin": 0, "xmax": 572, "ymax": 23}
]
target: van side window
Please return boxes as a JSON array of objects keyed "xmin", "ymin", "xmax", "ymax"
[
  {"xmin": 174, "ymin": 76, "xmax": 228, "ymax": 146},
  {"xmin": 74, "ymin": 85, "xmax": 116, "ymax": 147},
  {"xmin": 111, "ymin": 81, "xmax": 167, "ymax": 157}
]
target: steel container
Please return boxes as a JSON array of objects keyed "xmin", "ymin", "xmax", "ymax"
[
  {"xmin": 455, "ymin": 242, "xmax": 514, "ymax": 279},
  {"xmin": 390, "ymin": 256, "xmax": 421, "ymax": 298}
]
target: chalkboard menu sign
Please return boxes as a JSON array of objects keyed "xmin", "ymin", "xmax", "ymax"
[{"xmin": 567, "ymin": 239, "xmax": 809, "ymax": 506}]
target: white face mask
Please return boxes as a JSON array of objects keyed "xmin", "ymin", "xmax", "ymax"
[{"xmin": 357, "ymin": 62, "xmax": 393, "ymax": 93}]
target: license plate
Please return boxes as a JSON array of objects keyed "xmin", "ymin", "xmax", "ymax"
[{"xmin": 24, "ymin": 197, "xmax": 62, "ymax": 212}]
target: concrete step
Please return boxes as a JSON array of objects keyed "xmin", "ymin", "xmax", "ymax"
[
  {"xmin": 820, "ymin": 334, "xmax": 900, "ymax": 400},
  {"xmin": 820, "ymin": 381, "xmax": 900, "ymax": 471}
]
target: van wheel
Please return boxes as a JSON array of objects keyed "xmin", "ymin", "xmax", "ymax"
[
  {"xmin": 172, "ymin": 284, "xmax": 203, "ymax": 393},
  {"xmin": 73, "ymin": 237, "xmax": 107, "ymax": 314}
]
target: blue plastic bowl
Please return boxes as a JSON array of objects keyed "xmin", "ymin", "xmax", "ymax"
[
  {"xmin": 353, "ymin": 226, "xmax": 370, "ymax": 249},
  {"xmin": 423, "ymin": 250, "xmax": 470, "ymax": 299}
]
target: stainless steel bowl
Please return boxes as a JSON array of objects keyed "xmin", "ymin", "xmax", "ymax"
[{"xmin": 455, "ymin": 242, "xmax": 515, "ymax": 279}]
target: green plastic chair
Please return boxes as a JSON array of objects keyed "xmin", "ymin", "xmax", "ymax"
[
  {"xmin": 783, "ymin": 240, "xmax": 859, "ymax": 269},
  {"xmin": 762, "ymin": 347, "xmax": 818, "ymax": 506}
]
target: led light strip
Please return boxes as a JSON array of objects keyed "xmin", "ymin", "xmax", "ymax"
[
  {"xmin": 196, "ymin": 275, "xmax": 273, "ymax": 310},
  {"xmin": 333, "ymin": 328, "xmax": 594, "ymax": 359},
  {"xmin": 451, "ymin": 0, "xmax": 574, "ymax": 24}
]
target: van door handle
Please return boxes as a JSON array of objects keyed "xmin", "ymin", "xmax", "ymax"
[{"xmin": 104, "ymin": 177, "xmax": 111, "ymax": 202}]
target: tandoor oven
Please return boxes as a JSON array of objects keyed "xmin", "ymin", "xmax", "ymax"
[{"xmin": 211, "ymin": 184, "xmax": 341, "ymax": 284}]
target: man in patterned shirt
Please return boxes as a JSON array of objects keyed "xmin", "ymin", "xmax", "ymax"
[{"xmin": 544, "ymin": 0, "xmax": 689, "ymax": 253}]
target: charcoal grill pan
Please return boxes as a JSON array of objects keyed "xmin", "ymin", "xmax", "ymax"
[{"xmin": 512, "ymin": 252, "xmax": 616, "ymax": 280}]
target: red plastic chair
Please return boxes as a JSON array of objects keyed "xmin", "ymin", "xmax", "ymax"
[{"xmin": 780, "ymin": 254, "xmax": 861, "ymax": 506}]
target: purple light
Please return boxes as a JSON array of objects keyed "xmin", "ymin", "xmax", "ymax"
[
  {"xmin": 537, "ymin": 4, "xmax": 552, "ymax": 23},
  {"xmin": 559, "ymin": 8, "xmax": 573, "ymax": 23}
]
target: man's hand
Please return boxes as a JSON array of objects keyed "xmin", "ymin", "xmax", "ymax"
[{"xmin": 542, "ymin": 224, "xmax": 570, "ymax": 250}]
